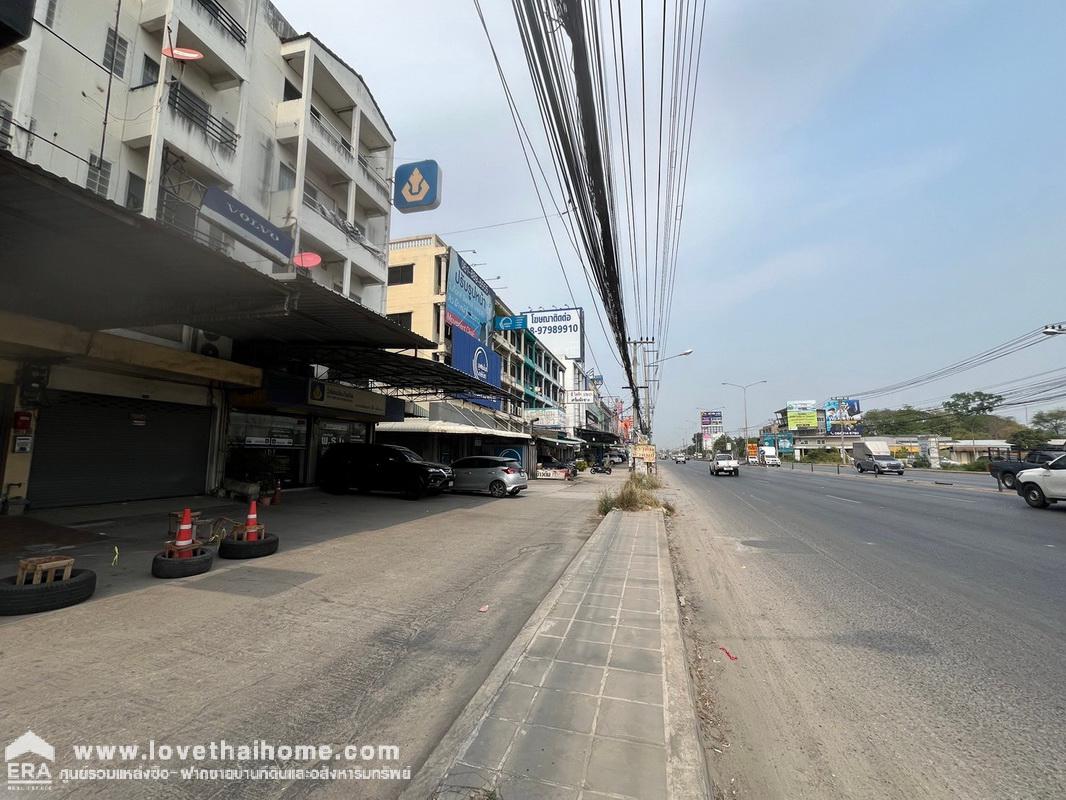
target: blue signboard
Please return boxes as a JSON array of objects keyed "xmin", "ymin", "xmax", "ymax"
[
  {"xmin": 451, "ymin": 326, "xmax": 502, "ymax": 411},
  {"xmin": 446, "ymin": 251, "xmax": 494, "ymax": 342},
  {"xmin": 494, "ymin": 315, "xmax": 528, "ymax": 331},
  {"xmin": 393, "ymin": 159, "xmax": 442, "ymax": 213},
  {"xmin": 777, "ymin": 432, "xmax": 795, "ymax": 455},
  {"xmin": 825, "ymin": 398, "xmax": 862, "ymax": 435},
  {"xmin": 200, "ymin": 186, "xmax": 294, "ymax": 262}
]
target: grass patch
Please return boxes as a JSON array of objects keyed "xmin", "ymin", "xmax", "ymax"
[
  {"xmin": 599, "ymin": 473, "xmax": 670, "ymax": 515},
  {"xmin": 629, "ymin": 473, "xmax": 663, "ymax": 491}
]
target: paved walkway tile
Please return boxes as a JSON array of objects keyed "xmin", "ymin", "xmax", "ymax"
[{"xmin": 422, "ymin": 509, "xmax": 711, "ymax": 799}]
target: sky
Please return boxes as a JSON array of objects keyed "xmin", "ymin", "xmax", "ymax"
[{"xmin": 281, "ymin": 0, "xmax": 1066, "ymax": 447}]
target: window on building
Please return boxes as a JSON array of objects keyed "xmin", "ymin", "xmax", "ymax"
[
  {"xmin": 140, "ymin": 55, "xmax": 159, "ymax": 87},
  {"xmin": 103, "ymin": 27, "xmax": 128, "ymax": 78},
  {"xmin": 86, "ymin": 153, "xmax": 111, "ymax": 197},
  {"xmin": 283, "ymin": 79, "xmax": 301, "ymax": 101},
  {"xmin": 45, "ymin": 0, "xmax": 59, "ymax": 27},
  {"xmin": 125, "ymin": 172, "xmax": 145, "ymax": 211},
  {"xmin": 387, "ymin": 312, "xmax": 413, "ymax": 330},
  {"xmin": 433, "ymin": 303, "xmax": 442, "ymax": 340},
  {"xmin": 278, "ymin": 162, "xmax": 296, "ymax": 191},
  {"xmin": 388, "ymin": 263, "xmax": 414, "ymax": 285}
]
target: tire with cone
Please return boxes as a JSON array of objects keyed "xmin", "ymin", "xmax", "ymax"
[
  {"xmin": 152, "ymin": 548, "xmax": 213, "ymax": 578},
  {"xmin": 151, "ymin": 507, "xmax": 214, "ymax": 579},
  {"xmin": 218, "ymin": 500, "xmax": 279, "ymax": 559}
]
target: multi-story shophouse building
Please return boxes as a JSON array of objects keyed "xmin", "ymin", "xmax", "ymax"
[{"xmin": 0, "ymin": 1, "xmax": 499, "ymax": 510}]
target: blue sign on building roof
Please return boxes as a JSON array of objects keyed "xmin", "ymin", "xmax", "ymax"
[
  {"xmin": 494, "ymin": 315, "xmax": 528, "ymax": 331},
  {"xmin": 393, "ymin": 160, "xmax": 442, "ymax": 213}
]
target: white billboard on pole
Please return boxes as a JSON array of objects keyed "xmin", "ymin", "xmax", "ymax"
[{"xmin": 525, "ymin": 307, "xmax": 584, "ymax": 361}]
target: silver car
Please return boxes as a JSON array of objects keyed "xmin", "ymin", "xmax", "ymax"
[{"xmin": 450, "ymin": 456, "xmax": 528, "ymax": 497}]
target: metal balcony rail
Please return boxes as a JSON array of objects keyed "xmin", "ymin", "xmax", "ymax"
[
  {"xmin": 194, "ymin": 0, "xmax": 247, "ymax": 45},
  {"xmin": 309, "ymin": 107, "xmax": 353, "ymax": 161},
  {"xmin": 158, "ymin": 190, "xmax": 233, "ymax": 255},
  {"xmin": 357, "ymin": 153, "xmax": 389, "ymax": 190},
  {"xmin": 301, "ymin": 193, "xmax": 386, "ymax": 264},
  {"xmin": 167, "ymin": 84, "xmax": 238, "ymax": 153}
]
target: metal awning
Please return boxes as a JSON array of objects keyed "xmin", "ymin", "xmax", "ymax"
[
  {"xmin": 376, "ymin": 420, "xmax": 531, "ymax": 439},
  {"xmin": 536, "ymin": 435, "xmax": 586, "ymax": 447},
  {"xmin": 247, "ymin": 343, "xmax": 518, "ymax": 399},
  {"xmin": 575, "ymin": 428, "xmax": 620, "ymax": 444},
  {"xmin": 0, "ymin": 152, "xmax": 431, "ymax": 349}
]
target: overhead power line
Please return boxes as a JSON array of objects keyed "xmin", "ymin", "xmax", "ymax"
[{"xmin": 847, "ymin": 327, "xmax": 1054, "ymax": 400}]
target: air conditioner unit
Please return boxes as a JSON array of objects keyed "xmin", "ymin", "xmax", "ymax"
[{"xmin": 194, "ymin": 329, "xmax": 232, "ymax": 360}]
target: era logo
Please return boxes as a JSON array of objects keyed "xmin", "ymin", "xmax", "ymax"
[{"xmin": 5, "ymin": 731, "xmax": 54, "ymax": 789}]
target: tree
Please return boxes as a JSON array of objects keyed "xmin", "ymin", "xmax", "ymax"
[
  {"xmin": 1032, "ymin": 408, "xmax": 1066, "ymax": 436},
  {"xmin": 943, "ymin": 391, "xmax": 1004, "ymax": 417},
  {"xmin": 712, "ymin": 434, "xmax": 731, "ymax": 454},
  {"xmin": 1007, "ymin": 427, "xmax": 1049, "ymax": 450}
]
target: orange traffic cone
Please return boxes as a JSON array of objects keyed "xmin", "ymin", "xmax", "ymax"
[
  {"xmin": 245, "ymin": 500, "xmax": 259, "ymax": 541},
  {"xmin": 175, "ymin": 507, "xmax": 194, "ymax": 558}
]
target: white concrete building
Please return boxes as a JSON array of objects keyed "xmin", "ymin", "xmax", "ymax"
[{"xmin": 0, "ymin": 0, "xmax": 394, "ymax": 309}]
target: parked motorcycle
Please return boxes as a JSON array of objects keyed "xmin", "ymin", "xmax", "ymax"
[{"xmin": 590, "ymin": 463, "xmax": 613, "ymax": 474}]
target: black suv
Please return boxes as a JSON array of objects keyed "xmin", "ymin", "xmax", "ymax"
[{"xmin": 318, "ymin": 443, "xmax": 453, "ymax": 499}]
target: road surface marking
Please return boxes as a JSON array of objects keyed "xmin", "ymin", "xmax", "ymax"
[{"xmin": 824, "ymin": 494, "xmax": 861, "ymax": 504}]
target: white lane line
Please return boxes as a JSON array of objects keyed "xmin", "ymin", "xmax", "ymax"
[{"xmin": 824, "ymin": 494, "xmax": 861, "ymax": 504}]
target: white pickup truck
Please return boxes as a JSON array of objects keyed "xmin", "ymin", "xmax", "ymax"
[{"xmin": 710, "ymin": 452, "xmax": 740, "ymax": 476}]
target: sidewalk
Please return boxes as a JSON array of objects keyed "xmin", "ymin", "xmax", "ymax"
[{"xmin": 407, "ymin": 509, "xmax": 710, "ymax": 800}]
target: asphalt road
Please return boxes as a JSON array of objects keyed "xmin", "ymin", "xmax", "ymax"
[
  {"xmin": 788, "ymin": 461, "xmax": 997, "ymax": 490},
  {"xmin": 663, "ymin": 460, "xmax": 1065, "ymax": 800}
]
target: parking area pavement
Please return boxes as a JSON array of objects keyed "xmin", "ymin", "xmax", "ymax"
[{"xmin": 0, "ymin": 473, "xmax": 626, "ymax": 799}]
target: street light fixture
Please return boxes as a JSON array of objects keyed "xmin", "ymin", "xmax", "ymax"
[
  {"xmin": 648, "ymin": 348, "xmax": 694, "ymax": 366},
  {"xmin": 721, "ymin": 379, "xmax": 767, "ymax": 439}
]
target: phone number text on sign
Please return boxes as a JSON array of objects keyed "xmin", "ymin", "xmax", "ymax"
[{"xmin": 532, "ymin": 324, "xmax": 580, "ymax": 335}]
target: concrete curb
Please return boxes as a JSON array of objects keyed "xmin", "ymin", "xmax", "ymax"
[
  {"xmin": 400, "ymin": 511, "xmax": 624, "ymax": 800},
  {"xmin": 655, "ymin": 510, "xmax": 715, "ymax": 799}
]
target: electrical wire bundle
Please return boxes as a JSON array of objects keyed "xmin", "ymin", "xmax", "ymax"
[{"xmin": 476, "ymin": 0, "xmax": 708, "ymax": 433}]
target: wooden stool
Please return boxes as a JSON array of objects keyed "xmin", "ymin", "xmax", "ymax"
[
  {"xmin": 162, "ymin": 539, "xmax": 204, "ymax": 558},
  {"xmin": 229, "ymin": 523, "xmax": 264, "ymax": 542},
  {"xmin": 16, "ymin": 556, "xmax": 75, "ymax": 585}
]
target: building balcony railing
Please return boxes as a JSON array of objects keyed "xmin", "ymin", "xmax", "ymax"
[
  {"xmin": 357, "ymin": 153, "xmax": 389, "ymax": 188},
  {"xmin": 157, "ymin": 189, "xmax": 234, "ymax": 256},
  {"xmin": 167, "ymin": 84, "xmax": 238, "ymax": 153},
  {"xmin": 310, "ymin": 107, "xmax": 353, "ymax": 163},
  {"xmin": 301, "ymin": 194, "xmax": 385, "ymax": 265},
  {"xmin": 193, "ymin": 0, "xmax": 247, "ymax": 45}
]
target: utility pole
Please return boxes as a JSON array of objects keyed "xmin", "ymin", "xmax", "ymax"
[
  {"xmin": 830, "ymin": 396, "xmax": 848, "ymax": 463},
  {"xmin": 627, "ymin": 337, "xmax": 655, "ymax": 438}
]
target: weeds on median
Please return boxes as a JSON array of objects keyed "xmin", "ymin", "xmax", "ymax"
[{"xmin": 598, "ymin": 473, "xmax": 672, "ymax": 515}]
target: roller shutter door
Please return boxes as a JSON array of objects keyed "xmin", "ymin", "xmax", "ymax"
[{"xmin": 30, "ymin": 391, "xmax": 212, "ymax": 508}]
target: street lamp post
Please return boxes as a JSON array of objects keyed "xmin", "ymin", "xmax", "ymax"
[
  {"xmin": 640, "ymin": 349, "xmax": 694, "ymax": 437},
  {"xmin": 721, "ymin": 380, "xmax": 767, "ymax": 441}
]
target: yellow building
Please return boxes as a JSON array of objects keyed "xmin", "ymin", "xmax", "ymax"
[
  {"xmin": 382, "ymin": 235, "xmax": 569, "ymax": 467},
  {"xmin": 385, "ymin": 235, "xmax": 450, "ymax": 363}
]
